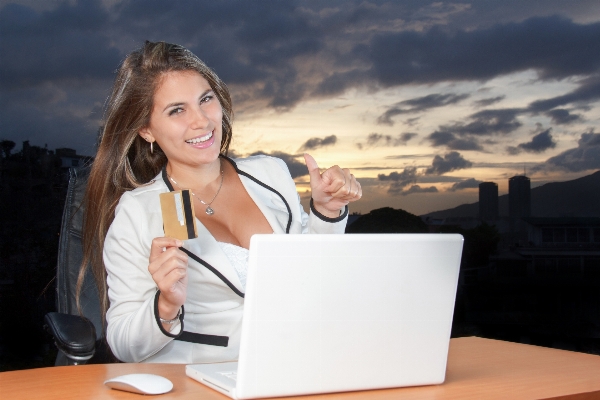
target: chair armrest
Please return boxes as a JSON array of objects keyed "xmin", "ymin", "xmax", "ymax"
[{"xmin": 44, "ymin": 312, "xmax": 96, "ymax": 359}]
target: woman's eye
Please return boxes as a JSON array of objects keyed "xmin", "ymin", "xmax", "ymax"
[
  {"xmin": 200, "ymin": 95, "xmax": 213, "ymax": 104},
  {"xmin": 169, "ymin": 107, "xmax": 184, "ymax": 116}
]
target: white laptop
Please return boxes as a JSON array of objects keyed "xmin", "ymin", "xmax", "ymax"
[{"xmin": 186, "ymin": 233, "xmax": 463, "ymax": 399}]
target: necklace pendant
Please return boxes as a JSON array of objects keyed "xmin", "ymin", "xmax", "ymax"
[{"xmin": 205, "ymin": 206, "xmax": 214, "ymax": 215}]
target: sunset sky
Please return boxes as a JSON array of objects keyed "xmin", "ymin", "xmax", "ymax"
[{"xmin": 1, "ymin": 0, "xmax": 599, "ymax": 215}]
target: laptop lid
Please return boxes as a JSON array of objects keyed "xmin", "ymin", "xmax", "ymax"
[{"xmin": 231, "ymin": 233, "xmax": 463, "ymax": 399}]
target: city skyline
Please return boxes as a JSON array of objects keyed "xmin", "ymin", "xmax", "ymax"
[{"xmin": 1, "ymin": 0, "xmax": 599, "ymax": 215}]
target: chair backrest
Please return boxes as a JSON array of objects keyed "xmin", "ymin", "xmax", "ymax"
[{"xmin": 55, "ymin": 166, "xmax": 103, "ymax": 340}]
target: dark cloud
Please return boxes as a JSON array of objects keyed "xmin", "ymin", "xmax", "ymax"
[
  {"xmin": 426, "ymin": 131, "xmax": 483, "ymax": 151},
  {"xmin": 378, "ymin": 166, "xmax": 439, "ymax": 195},
  {"xmin": 2, "ymin": 1, "xmax": 600, "ymax": 157},
  {"xmin": 385, "ymin": 153, "xmax": 435, "ymax": 160},
  {"xmin": 416, "ymin": 175, "xmax": 466, "ymax": 184},
  {"xmin": 312, "ymin": 69, "xmax": 368, "ymax": 98},
  {"xmin": 298, "ymin": 135, "xmax": 337, "ymax": 151},
  {"xmin": 426, "ymin": 85, "xmax": 592, "ymax": 152},
  {"xmin": 507, "ymin": 128, "xmax": 557, "ymax": 155},
  {"xmin": 113, "ymin": 0, "xmax": 322, "ymax": 89},
  {"xmin": 362, "ymin": 132, "xmax": 417, "ymax": 147},
  {"xmin": 448, "ymin": 108, "xmax": 523, "ymax": 136},
  {"xmin": 425, "ymin": 151, "xmax": 473, "ymax": 175},
  {"xmin": 473, "ymin": 96, "xmax": 505, "ymax": 107},
  {"xmin": 456, "ymin": 0, "xmax": 600, "ymax": 27},
  {"xmin": 377, "ymin": 167, "xmax": 418, "ymax": 189},
  {"xmin": 367, "ymin": 133, "xmax": 391, "ymax": 146},
  {"xmin": 425, "ymin": 108, "xmax": 522, "ymax": 151},
  {"xmin": 0, "ymin": 106, "xmax": 98, "ymax": 155},
  {"xmin": 0, "ymin": 2, "xmax": 119, "ymax": 90},
  {"xmin": 363, "ymin": 16, "xmax": 600, "ymax": 87},
  {"xmin": 3, "ymin": 4, "xmax": 600, "ymax": 103},
  {"xmin": 448, "ymin": 178, "xmax": 482, "ymax": 192},
  {"xmin": 261, "ymin": 69, "xmax": 309, "ymax": 110},
  {"xmin": 236, "ymin": 6, "xmax": 316, "ymax": 46},
  {"xmin": 377, "ymin": 93, "xmax": 469, "ymax": 126},
  {"xmin": 377, "ymin": 166, "xmax": 438, "ymax": 196},
  {"xmin": 405, "ymin": 117, "xmax": 420, "ymax": 126},
  {"xmin": 249, "ymin": 150, "xmax": 308, "ymax": 178},
  {"xmin": 527, "ymin": 75, "xmax": 600, "ymax": 113},
  {"xmin": 318, "ymin": 15, "xmax": 600, "ymax": 104},
  {"xmin": 541, "ymin": 131, "xmax": 600, "ymax": 172},
  {"xmin": 545, "ymin": 109, "xmax": 582, "ymax": 124},
  {"xmin": 395, "ymin": 185, "xmax": 439, "ymax": 196},
  {"xmin": 399, "ymin": 132, "xmax": 418, "ymax": 143},
  {"xmin": 506, "ymin": 146, "xmax": 519, "ymax": 155}
]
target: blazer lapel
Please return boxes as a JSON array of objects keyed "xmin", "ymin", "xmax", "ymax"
[
  {"xmin": 238, "ymin": 174, "xmax": 289, "ymax": 234},
  {"xmin": 158, "ymin": 166, "xmax": 247, "ymax": 295},
  {"xmin": 184, "ymin": 217, "xmax": 245, "ymax": 293},
  {"xmin": 171, "ymin": 157, "xmax": 292, "ymax": 296}
]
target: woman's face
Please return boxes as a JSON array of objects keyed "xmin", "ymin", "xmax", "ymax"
[{"xmin": 140, "ymin": 70, "xmax": 223, "ymax": 169}]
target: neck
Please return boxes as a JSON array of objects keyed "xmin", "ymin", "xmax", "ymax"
[{"xmin": 166, "ymin": 157, "xmax": 222, "ymax": 190}]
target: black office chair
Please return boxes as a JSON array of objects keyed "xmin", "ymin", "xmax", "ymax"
[{"xmin": 44, "ymin": 166, "xmax": 112, "ymax": 365}]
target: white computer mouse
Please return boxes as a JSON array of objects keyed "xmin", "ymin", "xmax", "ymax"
[{"xmin": 104, "ymin": 373, "xmax": 173, "ymax": 395}]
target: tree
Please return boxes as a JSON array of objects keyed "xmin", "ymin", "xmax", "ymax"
[
  {"xmin": 1, "ymin": 140, "xmax": 16, "ymax": 159},
  {"xmin": 346, "ymin": 207, "xmax": 428, "ymax": 233}
]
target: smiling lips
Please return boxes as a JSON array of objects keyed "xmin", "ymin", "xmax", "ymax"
[{"xmin": 185, "ymin": 130, "xmax": 214, "ymax": 148}]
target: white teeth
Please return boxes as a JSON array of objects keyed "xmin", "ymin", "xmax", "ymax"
[{"xmin": 186, "ymin": 131, "xmax": 213, "ymax": 144}]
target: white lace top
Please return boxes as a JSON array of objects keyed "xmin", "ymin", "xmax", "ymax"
[{"xmin": 218, "ymin": 242, "xmax": 249, "ymax": 290}]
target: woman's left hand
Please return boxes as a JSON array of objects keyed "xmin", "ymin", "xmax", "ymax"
[{"xmin": 304, "ymin": 153, "xmax": 362, "ymax": 218}]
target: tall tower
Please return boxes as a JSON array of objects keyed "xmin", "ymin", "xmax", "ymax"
[
  {"xmin": 509, "ymin": 175, "xmax": 531, "ymax": 240},
  {"xmin": 509, "ymin": 175, "xmax": 531, "ymax": 219},
  {"xmin": 479, "ymin": 182, "xmax": 498, "ymax": 221}
]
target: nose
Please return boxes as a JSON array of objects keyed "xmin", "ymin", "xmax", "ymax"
[{"xmin": 189, "ymin": 105, "xmax": 209, "ymax": 130}]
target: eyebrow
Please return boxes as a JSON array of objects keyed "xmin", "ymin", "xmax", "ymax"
[
  {"xmin": 162, "ymin": 90, "xmax": 214, "ymax": 113},
  {"xmin": 162, "ymin": 102, "xmax": 184, "ymax": 112}
]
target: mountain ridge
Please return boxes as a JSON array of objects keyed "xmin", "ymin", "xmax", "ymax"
[{"xmin": 422, "ymin": 170, "xmax": 600, "ymax": 219}]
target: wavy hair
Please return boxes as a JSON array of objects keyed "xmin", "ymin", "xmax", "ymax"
[{"xmin": 77, "ymin": 41, "xmax": 233, "ymax": 323}]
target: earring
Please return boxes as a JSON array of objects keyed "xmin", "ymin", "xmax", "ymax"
[{"xmin": 150, "ymin": 141, "xmax": 154, "ymax": 154}]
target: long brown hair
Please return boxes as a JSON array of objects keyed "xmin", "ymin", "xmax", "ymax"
[{"xmin": 77, "ymin": 41, "xmax": 233, "ymax": 324}]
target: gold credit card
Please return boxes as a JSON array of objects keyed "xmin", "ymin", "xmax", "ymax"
[{"xmin": 159, "ymin": 190, "xmax": 198, "ymax": 240}]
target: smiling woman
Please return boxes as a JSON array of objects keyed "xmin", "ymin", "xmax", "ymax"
[
  {"xmin": 79, "ymin": 41, "xmax": 361, "ymax": 364},
  {"xmin": 140, "ymin": 72, "xmax": 224, "ymax": 168}
]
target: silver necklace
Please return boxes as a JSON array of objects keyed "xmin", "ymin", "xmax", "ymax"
[{"xmin": 168, "ymin": 165, "xmax": 224, "ymax": 216}]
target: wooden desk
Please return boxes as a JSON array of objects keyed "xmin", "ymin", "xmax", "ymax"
[{"xmin": 1, "ymin": 337, "xmax": 599, "ymax": 399}]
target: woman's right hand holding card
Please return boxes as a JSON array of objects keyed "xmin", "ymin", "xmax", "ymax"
[{"xmin": 148, "ymin": 237, "xmax": 188, "ymax": 322}]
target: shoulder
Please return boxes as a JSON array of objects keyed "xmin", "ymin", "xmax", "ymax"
[
  {"xmin": 109, "ymin": 175, "xmax": 167, "ymax": 240},
  {"xmin": 229, "ymin": 155, "xmax": 299, "ymax": 201},
  {"xmin": 116, "ymin": 174, "xmax": 167, "ymax": 212},
  {"xmin": 230, "ymin": 155, "xmax": 291, "ymax": 177}
]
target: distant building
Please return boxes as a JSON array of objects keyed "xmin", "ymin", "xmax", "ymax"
[
  {"xmin": 509, "ymin": 175, "xmax": 531, "ymax": 240},
  {"xmin": 479, "ymin": 182, "xmax": 499, "ymax": 222},
  {"xmin": 55, "ymin": 148, "xmax": 88, "ymax": 169},
  {"xmin": 461, "ymin": 217, "xmax": 600, "ymax": 352},
  {"xmin": 509, "ymin": 175, "xmax": 531, "ymax": 219},
  {"xmin": 489, "ymin": 217, "xmax": 600, "ymax": 291}
]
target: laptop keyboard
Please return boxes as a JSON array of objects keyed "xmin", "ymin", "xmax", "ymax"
[{"xmin": 219, "ymin": 371, "xmax": 238, "ymax": 381}]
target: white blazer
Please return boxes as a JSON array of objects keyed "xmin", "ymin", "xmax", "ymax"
[{"xmin": 104, "ymin": 155, "xmax": 348, "ymax": 363}]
